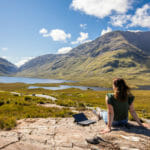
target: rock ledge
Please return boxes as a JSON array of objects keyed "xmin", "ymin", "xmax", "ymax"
[{"xmin": 0, "ymin": 111, "xmax": 150, "ymax": 150}]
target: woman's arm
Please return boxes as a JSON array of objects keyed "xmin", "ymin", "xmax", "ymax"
[
  {"xmin": 100, "ymin": 96, "xmax": 114, "ymax": 133},
  {"xmin": 106, "ymin": 95, "xmax": 114, "ymax": 130},
  {"xmin": 129, "ymin": 103, "xmax": 143, "ymax": 126}
]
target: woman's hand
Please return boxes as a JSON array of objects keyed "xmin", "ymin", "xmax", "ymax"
[
  {"xmin": 100, "ymin": 127, "xmax": 111, "ymax": 134},
  {"xmin": 142, "ymin": 123, "xmax": 150, "ymax": 128}
]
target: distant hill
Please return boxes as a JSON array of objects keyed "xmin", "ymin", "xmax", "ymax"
[
  {"xmin": 16, "ymin": 31, "xmax": 150, "ymax": 87},
  {"xmin": 0, "ymin": 58, "xmax": 17, "ymax": 76}
]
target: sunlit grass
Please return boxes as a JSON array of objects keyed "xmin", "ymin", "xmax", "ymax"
[
  {"xmin": 0, "ymin": 90, "xmax": 74, "ymax": 130},
  {"xmin": 0, "ymin": 83, "xmax": 150, "ymax": 130}
]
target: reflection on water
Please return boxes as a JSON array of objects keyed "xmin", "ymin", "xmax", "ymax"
[
  {"xmin": 0, "ymin": 76, "xmax": 73, "ymax": 84},
  {"xmin": 28, "ymin": 85, "xmax": 110, "ymax": 91}
]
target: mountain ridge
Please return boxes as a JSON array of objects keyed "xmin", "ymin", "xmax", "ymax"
[
  {"xmin": 2, "ymin": 30, "xmax": 150, "ymax": 87},
  {"xmin": 0, "ymin": 57, "xmax": 17, "ymax": 76}
]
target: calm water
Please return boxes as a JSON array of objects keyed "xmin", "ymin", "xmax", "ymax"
[
  {"xmin": 29, "ymin": 85, "xmax": 110, "ymax": 91},
  {"xmin": 0, "ymin": 76, "xmax": 72, "ymax": 84},
  {"xmin": 1, "ymin": 76, "xmax": 149, "ymax": 91},
  {"xmin": 0, "ymin": 76, "xmax": 109, "ymax": 91}
]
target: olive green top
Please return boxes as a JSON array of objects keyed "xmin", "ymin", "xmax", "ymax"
[{"xmin": 107, "ymin": 93, "xmax": 134, "ymax": 121}]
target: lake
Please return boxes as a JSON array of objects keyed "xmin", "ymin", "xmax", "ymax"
[
  {"xmin": 0, "ymin": 76, "xmax": 109, "ymax": 91},
  {"xmin": 28, "ymin": 85, "xmax": 110, "ymax": 91},
  {"xmin": 1, "ymin": 76, "xmax": 149, "ymax": 90},
  {"xmin": 0, "ymin": 76, "xmax": 72, "ymax": 84}
]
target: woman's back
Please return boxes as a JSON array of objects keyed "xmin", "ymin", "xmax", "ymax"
[{"xmin": 107, "ymin": 93, "xmax": 134, "ymax": 121}]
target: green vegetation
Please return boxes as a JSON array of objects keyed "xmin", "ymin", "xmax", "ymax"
[
  {"xmin": 0, "ymin": 82, "xmax": 150, "ymax": 130},
  {"xmin": 0, "ymin": 90, "xmax": 74, "ymax": 130}
]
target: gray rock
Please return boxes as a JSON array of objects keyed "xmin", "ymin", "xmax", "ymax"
[{"xmin": 0, "ymin": 111, "xmax": 150, "ymax": 150}]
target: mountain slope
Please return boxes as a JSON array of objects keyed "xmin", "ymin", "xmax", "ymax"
[
  {"xmin": 16, "ymin": 31, "xmax": 150, "ymax": 87},
  {"xmin": 0, "ymin": 58, "xmax": 18, "ymax": 75}
]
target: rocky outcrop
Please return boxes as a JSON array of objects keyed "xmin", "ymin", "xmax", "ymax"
[{"xmin": 0, "ymin": 111, "xmax": 150, "ymax": 150}]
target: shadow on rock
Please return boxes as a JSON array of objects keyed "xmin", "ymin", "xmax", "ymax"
[{"xmin": 112, "ymin": 122, "xmax": 150, "ymax": 137}]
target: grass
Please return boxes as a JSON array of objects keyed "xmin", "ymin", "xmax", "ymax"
[
  {"xmin": 0, "ymin": 83, "xmax": 150, "ymax": 130},
  {"xmin": 0, "ymin": 91, "xmax": 74, "ymax": 130}
]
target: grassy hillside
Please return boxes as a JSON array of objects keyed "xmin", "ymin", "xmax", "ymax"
[{"xmin": 16, "ymin": 31, "xmax": 150, "ymax": 87}]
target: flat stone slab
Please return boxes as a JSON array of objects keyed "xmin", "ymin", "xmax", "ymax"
[{"xmin": 0, "ymin": 111, "xmax": 150, "ymax": 150}]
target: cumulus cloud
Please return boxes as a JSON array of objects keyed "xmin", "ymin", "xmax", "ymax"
[
  {"xmin": 57, "ymin": 47, "xmax": 72, "ymax": 54},
  {"xmin": 40, "ymin": 29, "xmax": 71, "ymax": 42},
  {"xmin": 80, "ymin": 24, "xmax": 87, "ymax": 29},
  {"xmin": 49, "ymin": 29, "xmax": 71, "ymax": 41},
  {"xmin": 39, "ymin": 28, "xmax": 48, "ymax": 34},
  {"xmin": 110, "ymin": 15, "xmax": 131, "ymax": 27},
  {"xmin": 70, "ymin": 0, "xmax": 131, "ymax": 19},
  {"xmin": 1, "ymin": 47, "xmax": 8, "ymax": 51},
  {"xmin": 101, "ymin": 27, "xmax": 112, "ymax": 36},
  {"xmin": 129, "ymin": 4, "xmax": 150, "ymax": 28},
  {"xmin": 110, "ymin": 4, "xmax": 150, "ymax": 28},
  {"xmin": 71, "ymin": 32, "xmax": 89, "ymax": 44},
  {"xmin": 15, "ymin": 57, "xmax": 34, "ymax": 67}
]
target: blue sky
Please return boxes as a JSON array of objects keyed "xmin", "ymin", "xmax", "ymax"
[{"xmin": 0, "ymin": 0, "xmax": 150, "ymax": 67}]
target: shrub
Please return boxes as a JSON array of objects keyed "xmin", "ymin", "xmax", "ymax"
[
  {"xmin": 0, "ymin": 101, "xmax": 4, "ymax": 106},
  {"xmin": 0, "ymin": 117, "xmax": 16, "ymax": 130},
  {"xmin": 78, "ymin": 102, "xmax": 85, "ymax": 107},
  {"xmin": 24, "ymin": 96, "xmax": 32, "ymax": 101},
  {"xmin": 6, "ymin": 100, "xmax": 10, "ymax": 104},
  {"xmin": 56, "ymin": 99, "xmax": 77, "ymax": 107},
  {"xmin": 38, "ymin": 100, "xmax": 45, "ymax": 104}
]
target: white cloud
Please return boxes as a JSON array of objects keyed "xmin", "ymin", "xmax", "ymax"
[
  {"xmin": 80, "ymin": 24, "xmax": 87, "ymax": 29},
  {"xmin": 57, "ymin": 47, "xmax": 72, "ymax": 54},
  {"xmin": 101, "ymin": 27, "xmax": 112, "ymax": 36},
  {"xmin": 39, "ymin": 28, "xmax": 48, "ymax": 34},
  {"xmin": 42, "ymin": 29, "xmax": 71, "ymax": 42},
  {"xmin": 110, "ymin": 15, "xmax": 131, "ymax": 27},
  {"xmin": 71, "ymin": 0, "xmax": 131, "ymax": 19},
  {"xmin": 127, "ymin": 30, "xmax": 141, "ymax": 33},
  {"xmin": 1, "ymin": 47, "xmax": 8, "ymax": 51},
  {"xmin": 129, "ymin": 4, "xmax": 150, "ymax": 28},
  {"xmin": 15, "ymin": 57, "xmax": 34, "ymax": 67},
  {"xmin": 71, "ymin": 32, "xmax": 89, "ymax": 44}
]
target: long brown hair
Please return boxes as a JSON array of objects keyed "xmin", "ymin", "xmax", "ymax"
[{"xmin": 113, "ymin": 78, "xmax": 130, "ymax": 101}]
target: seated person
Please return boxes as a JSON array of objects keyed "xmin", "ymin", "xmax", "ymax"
[{"xmin": 93, "ymin": 78, "xmax": 149, "ymax": 134}]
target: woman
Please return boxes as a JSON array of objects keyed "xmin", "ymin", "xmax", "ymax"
[{"xmin": 97, "ymin": 78, "xmax": 149, "ymax": 134}]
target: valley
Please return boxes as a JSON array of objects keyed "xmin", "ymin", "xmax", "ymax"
[{"xmin": 1, "ymin": 31, "xmax": 150, "ymax": 88}]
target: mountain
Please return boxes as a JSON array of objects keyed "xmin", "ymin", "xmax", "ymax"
[
  {"xmin": 0, "ymin": 57, "xmax": 18, "ymax": 75},
  {"xmin": 16, "ymin": 31, "xmax": 150, "ymax": 87}
]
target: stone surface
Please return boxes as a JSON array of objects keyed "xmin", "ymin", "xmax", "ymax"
[
  {"xmin": 0, "ymin": 111, "xmax": 150, "ymax": 150},
  {"xmin": 32, "ymin": 94, "xmax": 57, "ymax": 101}
]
